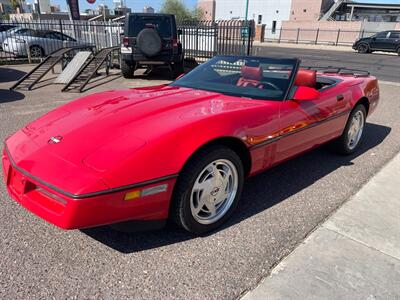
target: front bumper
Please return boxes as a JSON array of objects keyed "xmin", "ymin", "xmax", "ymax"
[{"xmin": 2, "ymin": 148, "xmax": 177, "ymax": 229}]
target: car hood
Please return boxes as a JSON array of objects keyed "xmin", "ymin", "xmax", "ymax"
[{"xmin": 6, "ymin": 85, "xmax": 263, "ymax": 193}]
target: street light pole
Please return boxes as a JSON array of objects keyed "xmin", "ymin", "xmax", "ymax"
[
  {"xmin": 244, "ymin": 0, "xmax": 249, "ymax": 23},
  {"xmin": 242, "ymin": 0, "xmax": 250, "ymax": 55}
]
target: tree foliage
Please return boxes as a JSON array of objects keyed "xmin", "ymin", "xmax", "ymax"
[{"xmin": 160, "ymin": 0, "xmax": 203, "ymax": 23}]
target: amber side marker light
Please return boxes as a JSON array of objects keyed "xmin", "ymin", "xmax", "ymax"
[{"xmin": 124, "ymin": 184, "xmax": 168, "ymax": 201}]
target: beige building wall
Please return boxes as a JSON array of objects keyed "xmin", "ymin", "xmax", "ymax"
[
  {"xmin": 290, "ymin": 0, "xmax": 333, "ymax": 21},
  {"xmin": 280, "ymin": 20, "xmax": 363, "ymax": 44},
  {"xmin": 198, "ymin": 0, "xmax": 216, "ymax": 21}
]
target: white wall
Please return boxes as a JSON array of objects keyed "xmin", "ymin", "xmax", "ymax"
[
  {"xmin": 215, "ymin": 0, "xmax": 292, "ymax": 37},
  {"xmin": 35, "ymin": 0, "xmax": 51, "ymax": 14}
]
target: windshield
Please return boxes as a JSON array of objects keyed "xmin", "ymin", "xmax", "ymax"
[{"xmin": 171, "ymin": 56, "xmax": 299, "ymax": 100}]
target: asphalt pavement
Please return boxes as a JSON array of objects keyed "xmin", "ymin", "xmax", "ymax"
[
  {"xmin": 243, "ymin": 152, "xmax": 400, "ymax": 300},
  {"xmin": 0, "ymin": 48, "xmax": 400, "ymax": 299},
  {"xmin": 253, "ymin": 45, "xmax": 400, "ymax": 82}
]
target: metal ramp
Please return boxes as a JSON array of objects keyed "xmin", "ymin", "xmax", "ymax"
[
  {"xmin": 10, "ymin": 47, "xmax": 84, "ymax": 91},
  {"xmin": 62, "ymin": 46, "xmax": 119, "ymax": 93},
  {"xmin": 54, "ymin": 51, "xmax": 92, "ymax": 84}
]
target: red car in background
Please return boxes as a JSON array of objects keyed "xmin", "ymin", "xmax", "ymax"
[{"xmin": 2, "ymin": 55, "xmax": 379, "ymax": 235}]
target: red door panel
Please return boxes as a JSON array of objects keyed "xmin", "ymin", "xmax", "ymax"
[{"xmin": 275, "ymin": 88, "xmax": 349, "ymax": 164}]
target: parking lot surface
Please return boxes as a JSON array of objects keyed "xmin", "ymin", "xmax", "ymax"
[{"xmin": 0, "ymin": 49, "xmax": 399, "ymax": 299}]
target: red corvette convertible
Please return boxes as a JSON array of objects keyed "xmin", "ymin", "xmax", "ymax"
[{"xmin": 2, "ymin": 56, "xmax": 379, "ymax": 234}]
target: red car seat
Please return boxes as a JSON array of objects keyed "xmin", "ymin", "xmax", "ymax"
[
  {"xmin": 294, "ymin": 69, "xmax": 317, "ymax": 88},
  {"xmin": 237, "ymin": 65, "xmax": 263, "ymax": 88}
]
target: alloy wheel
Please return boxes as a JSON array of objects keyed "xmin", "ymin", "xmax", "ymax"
[
  {"xmin": 30, "ymin": 46, "xmax": 43, "ymax": 58},
  {"xmin": 347, "ymin": 110, "xmax": 365, "ymax": 150},
  {"xmin": 190, "ymin": 159, "xmax": 238, "ymax": 225}
]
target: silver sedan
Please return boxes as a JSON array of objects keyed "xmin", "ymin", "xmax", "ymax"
[{"xmin": 2, "ymin": 29, "xmax": 94, "ymax": 58}]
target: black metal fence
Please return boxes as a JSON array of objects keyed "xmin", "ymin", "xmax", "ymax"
[
  {"xmin": 262, "ymin": 27, "xmax": 380, "ymax": 46},
  {"xmin": 0, "ymin": 20, "xmax": 123, "ymax": 64},
  {"xmin": 178, "ymin": 20, "xmax": 254, "ymax": 61},
  {"xmin": 0, "ymin": 19, "xmax": 254, "ymax": 64}
]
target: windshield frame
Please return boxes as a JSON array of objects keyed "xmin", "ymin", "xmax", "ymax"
[{"xmin": 171, "ymin": 55, "xmax": 301, "ymax": 101}]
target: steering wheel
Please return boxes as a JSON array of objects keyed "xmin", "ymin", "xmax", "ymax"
[{"xmin": 261, "ymin": 82, "xmax": 280, "ymax": 91}]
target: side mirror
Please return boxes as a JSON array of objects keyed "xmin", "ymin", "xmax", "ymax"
[
  {"xmin": 177, "ymin": 29, "xmax": 183, "ymax": 36},
  {"xmin": 293, "ymin": 86, "xmax": 320, "ymax": 101}
]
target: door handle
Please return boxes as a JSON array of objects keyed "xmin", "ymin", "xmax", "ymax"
[{"xmin": 337, "ymin": 94, "xmax": 344, "ymax": 101}]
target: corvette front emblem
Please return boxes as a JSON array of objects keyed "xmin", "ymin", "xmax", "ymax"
[{"xmin": 48, "ymin": 136, "xmax": 63, "ymax": 144}]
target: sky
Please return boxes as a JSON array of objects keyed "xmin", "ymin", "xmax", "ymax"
[
  {"xmin": 51, "ymin": 0, "xmax": 197, "ymax": 12},
  {"xmin": 48, "ymin": 0, "xmax": 400, "ymax": 14}
]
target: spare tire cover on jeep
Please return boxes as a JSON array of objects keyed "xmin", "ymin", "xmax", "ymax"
[{"xmin": 137, "ymin": 28, "xmax": 162, "ymax": 57}]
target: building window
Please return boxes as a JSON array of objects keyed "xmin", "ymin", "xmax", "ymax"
[
  {"xmin": 276, "ymin": 10, "xmax": 279, "ymax": 14},
  {"xmin": 258, "ymin": 15, "xmax": 262, "ymax": 24},
  {"xmin": 303, "ymin": 9, "xmax": 307, "ymax": 13},
  {"xmin": 292, "ymin": 10, "xmax": 294, "ymax": 15},
  {"xmin": 272, "ymin": 20, "xmax": 277, "ymax": 34}
]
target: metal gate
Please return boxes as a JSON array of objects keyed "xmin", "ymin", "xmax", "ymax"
[{"xmin": 178, "ymin": 20, "xmax": 254, "ymax": 61}]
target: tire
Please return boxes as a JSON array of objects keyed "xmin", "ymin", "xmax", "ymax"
[
  {"xmin": 137, "ymin": 28, "xmax": 162, "ymax": 57},
  {"xmin": 332, "ymin": 104, "xmax": 367, "ymax": 155},
  {"xmin": 172, "ymin": 59, "xmax": 185, "ymax": 78},
  {"xmin": 121, "ymin": 59, "xmax": 134, "ymax": 79},
  {"xmin": 171, "ymin": 145, "xmax": 244, "ymax": 235},
  {"xmin": 397, "ymin": 47, "xmax": 400, "ymax": 56},
  {"xmin": 357, "ymin": 43, "xmax": 369, "ymax": 54},
  {"xmin": 30, "ymin": 45, "xmax": 44, "ymax": 58}
]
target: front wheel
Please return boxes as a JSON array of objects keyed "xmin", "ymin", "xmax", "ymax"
[
  {"xmin": 357, "ymin": 43, "xmax": 369, "ymax": 54},
  {"xmin": 171, "ymin": 145, "xmax": 244, "ymax": 235},
  {"xmin": 332, "ymin": 105, "xmax": 367, "ymax": 155},
  {"xmin": 397, "ymin": 47, "xmax": 400, "ymax": 56}
]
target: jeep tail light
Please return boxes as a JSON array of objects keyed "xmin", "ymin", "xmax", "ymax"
[{"xmin": 123, "ymin": 36, "xmax": 129, "ymax": 47}]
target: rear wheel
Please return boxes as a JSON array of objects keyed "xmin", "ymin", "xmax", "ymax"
[
  {"xmin": 172, "ymin": 59, "xmax": 185, "ymax": 78},
  {"xmin": 30, "ymin": 45, "xmax": 44, "ymax": 58},
  {"xmin": 171, "ymin": 145, "xmax": 244, "ymax": 235},
  {"xmin": 332, "ymin": 104, "xmax": 367, "ymax": 155},
  {"xmin": 357, "ymin": 43, "xmax": 369, "ymax": 54},
  {"xmin": 121, "ymin": 59, "xmax": 135, "ymax": 78}
]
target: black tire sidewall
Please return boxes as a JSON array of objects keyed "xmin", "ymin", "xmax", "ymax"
[
  {"xmin": 172, "ymin": 146, "xmax": 244, "ymax": 235},
  {"xmin": 121, "ymin": 59, "xmax": 135, "ymax": 78}
]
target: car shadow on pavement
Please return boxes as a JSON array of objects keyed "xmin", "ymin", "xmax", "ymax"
[
  {"xmin": 0, "ymin": 67, "xmax": 26, "ymax": 83},
  {"xmin": 0, "ymin": 89, "xmax": 25, "ymax": 102},
  {"xmin": 82, "ymin": 122, "xmax": 391, "ymax": 253}
]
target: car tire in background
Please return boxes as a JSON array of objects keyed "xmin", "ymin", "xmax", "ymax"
[
  {"xmin": 30, "ymin": 45, "xmax": 44, "ymax": 58},
  {"xmin": 332, "ymin": 104, "xmax": 367, "ymax": 155},
  {"xmin": 172, "ymin": 59, "xmax": 185, "ymax": 78},
  {"xmin": 121, "ymin": 59, "xmax": 135, "ymax": 78},
  {"xmin": 357, "ymin": 43, "xmax": 370, "ymax": 54},
  {"xmin": 171, "ymin": 145, "xmax": 244, "ymax": 235},
  {"xmin": 397, "ymin": 47, "xmax": 400, "ymax": 56},
  {"xmin": 136, "ymin": 28, "xmax": 162, "ymax": 58}
]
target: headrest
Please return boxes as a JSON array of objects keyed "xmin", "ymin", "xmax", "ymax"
[
  {"xmin": 241, "ymin": 65, "xmax": 263, "ymax": 81},
  {"xmin": 295, "ymin": 69, "xmax": 317, "ymax": 88}
]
